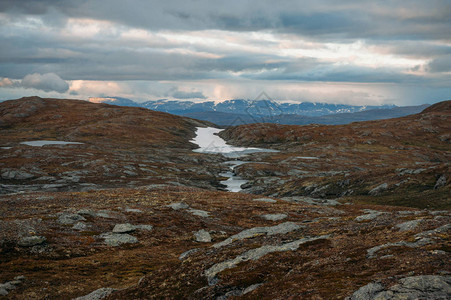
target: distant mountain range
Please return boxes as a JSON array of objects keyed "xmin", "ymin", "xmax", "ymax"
[{"xmin": 88, "ymin": 97, "xmax": 429, "ymax": 126}]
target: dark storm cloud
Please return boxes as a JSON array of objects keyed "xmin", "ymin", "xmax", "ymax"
[
  {"xmin": 0, "ymin": 0, "xmax": 450, "ymax": 104},
  {"xmin": 168, "ymin": 88, "xmax": 206, "ymax": 99},
  {"xmin": 427, "ymin": 55, "xmax": 451, "ymax": 73},
  {"xmin": 2, "ymin": 0, "xmax": 450, "ymax": 40}
]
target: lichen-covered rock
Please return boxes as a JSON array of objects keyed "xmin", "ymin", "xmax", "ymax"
[
  {"xmin": 167, "ymin": 202, "xmax": 189, "ymax": 210},
  {"xmin": 260, "ymin": 213, "xmax": 287, "ymax": 221},
  {"xmin": 205, "ymin": 235, "xmax": 329, "ymax": 284},
  {"xmin": 57, "ymin": 213, "xmax": 86, "ymax": 225},
  {"xmin": 102, "ymin": 233, "xmax": 138, "ymax": 247},
  {"xmin": 188, "ymin": 209, "xmax": 210, "ymax": 217},
  {"xmin": 18, "ymin": 236, "xmax": 46, "ymax": 247},
  {"xmin": 74, "ymin": 287, "xmax": 116, "ymax": 300},
  {"xmin": 213, "ymin": 222, "xmax": 302, "ymax": 248},
  {"xmin": 347, "ymin": 275, "xmax": 451, "ymax": 300},
  {"xmin": 253, "ymin": 198, "xmax": 277, "ymax": 203},
  {"xmin": 395, "ymin": 219, "xmax": 422, "ymax": 232},
  {"xmin": 194, "ymin": 229, "xmax": 212, "ymax": 242},
  {"xmin": 369, "ymin": 183, "xmax": 388, "ymax": 195},
  {"xmin": 112, "ymin": 223, "xmax": 136, "ymax": 233}
]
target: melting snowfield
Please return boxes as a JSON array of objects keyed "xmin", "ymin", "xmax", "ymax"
[
  {"xmin": 191, "ymin": 127, "xmax": 277, "ymax": 192},
  {"xmin": 20, "ymin": 140, "xmax": 84, "ymax": 147}
]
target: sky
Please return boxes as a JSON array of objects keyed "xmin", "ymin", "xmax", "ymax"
[{"xmin": 0, "ymin": 0, "xmax": 450, "ymax": 106}]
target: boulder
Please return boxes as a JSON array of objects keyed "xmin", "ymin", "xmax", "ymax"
[
  {"xmin": 194, "ymin": 229, "xmax": 212, "ymax": 243},
  {"xmin": 18, "ymin": 236, "xmax": 46, "ymax": 247}
]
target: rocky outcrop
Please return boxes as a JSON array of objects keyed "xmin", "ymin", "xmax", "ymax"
[
  {"xmin": 213, "ymin": 222, "xmax": 302, "ymax": 248},
  {"xmin": 346, "ymin": 275, "xmax": 451, "ymax": 300},
  {"xmin": 206, "ymin": 235, "xmax": 329, "ymax": 284}
]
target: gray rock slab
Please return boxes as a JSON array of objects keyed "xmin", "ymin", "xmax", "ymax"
[
  {"xmin": 102, "ymin": 233, "xmax": 138, "ymax": 247},
  {"xmin": 0, "ymin": 288, "xmax": 8, "ymax": 296},
  {"xmin": 18, "ymin": 236, "xmax": 46, "ymax": 247},
  {"xmin": 253, "ymin": 198, "xmax": 277, "ymax": 203},
  {"xmin": 167, "ymin": 202, "xmax": 189, "ymax": 210},
  {"xmin": 395, "ymin": 219, "xmax": 422, "ymax": 231},
  {"xmin": 367, "ymin": 237, "xmax": 433, "ymax": 258},
  {"xmin": 188, "ymin": 209, "xmax": 210, "ymax": 217},
  {"xmin": 179, "ymin": 248, "xmax": 200, "ymax": 260},
  {"xmin": 261, "ymin": 213, "xmax": 288, "ymax": 221},
  {"xmin": 125, "ymin": 208, "xmax": 143, "ymax": 213},
  {"xmin": 112, "ymin": 223, "xmax": 136, "ymax": 233},
  {"xmin": 72, "ymin": 222, "xmax": 90, "ymax": 231},
  {"xmin": 369, "ymin": 183, "xmax": 388, "ymax": 195},
  {"xmin": 1, "ymin": 169, "xmax": 35, "ymax": 180},
  {"xmin": 194, "ymin": 229, "xmax": 212, "ymax": 243},
  {"xmin": 346, "ymin": 275, "xmax": 451, "ymax": 300},
  {"xmin": 74, "ymin": 287, "xmax": 116, "ymax": 300},
  {"xmin": 135, "ymin": 225, "xmax": 153, "ymax": 231},
  {"xmin": 58, "ymin": 213, "xmax": 86, "ymax": 225},
  {"xmin": 415, "ymin": 224, "xmax": 451, "ymax": 238},
  {"xmin": 355, "ymin": 210, "xmax": 385, "ymax": 222},
  {"xmin": 205, "ymin": 235, "xmax": 329, "ymax": 284},
  {"xmin": 213, "ymin": 222, "xmax": 302, "ymax": 249}
]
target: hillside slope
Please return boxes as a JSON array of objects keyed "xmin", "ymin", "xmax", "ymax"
[
  {"xmin": 0, "ymin": 97, "xmax": 449, "ymax": 299},
  {"xmin": 0, "ymin": 96, "xmax": 224, "ymax": 194},
  {"xmin": 219, "ymin": 101, "xmax": 451, "ymax": 208}
]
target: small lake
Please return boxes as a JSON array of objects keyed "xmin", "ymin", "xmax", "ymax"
[{"xmin": 191, "ymin": 127, "xmax": 278, "ymax": 192}]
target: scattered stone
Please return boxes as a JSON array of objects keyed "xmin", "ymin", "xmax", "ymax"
[
  {"xmin": 261, "ymin": 213, "xmax": 288, "ymax": 221},
  {"xmin": 398, "ymin": 210, "xmax": 422, "ymax": 215},
  {"xmin": 415, "ymin": 224, "xmax": 451, "ymax": 238},
  {"xmin": 430, "ymin": 211, "xmax": 450, "ymax": 216},
  {"xmin": 434, "ymin": 175, "xmax": 447, "ymax": 189},
  {"xmin": 1, "ymin": 169, "xmax": 35, "ymax": 180},
  {"xmin": 346, "ymin": 275, "xmax": 451, "ymax": 300},
  {"xmin": 135, "ymin": 225, "xmax": 153, "ymax": 231},
  {"xmin": 0, "ymin": 288, "xmax": 8, "ymax": 296},
  {"xmin": 125, "ymin": 208, "xmax": 143, "ymax": 213},
  {"xmin": 243, "ymin": 283, "xmax": 263, "ymax": 294},
  {"xmin": 72, "ymin": 222, "xmax": 90, "ymax": 230},
  {"xmin": 179, "ymin": 248, "xmax": 200, "ymax": 260},
  {"xmin": 18, "ymin": 236, "xmax": 46, "ymax": 247},
  {"xmin": 57, "ymin": 213, "xmax": 86, "ymax": 225},
  {"xmin": 14, "ymin": 276, "xmax": 25, "ymax": 281},
  {"xmin": 188, "ymin": 209, "xmax": 210, "ymax": 217},
  {"xmin": 355, "ymin": 209, "xmax": 386, "ymax": 222},
  {"xmin": 395, "ymin": 219, "xmax": 422, "ymax": 231},
  {"xmin": 346, "ymin": 282, "xmax": 384, "ymax": 300},
  {"xmin": 367, "ymin": 238, "xmax": 433, "ymax": 258},
  {"xmin": 205, "ymin": 235, "xmax": 329, "ymax": 284},
  {"xmin": 281, "ymin": 196, "xmax": 340, "ymax": 206},
  {"xmin": 95, "ymin": 210, "xmax": 114, "ymax": 218},
  {"xmin": 112, "ymin": 223, "xmax": 136, "ymax": 233},
  {"xmin": 194, "ymin": 229, "xmax": 212, "ymax": 243},
  {"xmin": 0, "ymin": 282, "xmax": 16, "ymax": 291},
  {"xmin": 369, "ymin": 183, "xmax": 388, "ymax": 195},
  {"xmin": 253, "ymin": 198, "xmax": 277, "ymax": 203},
  {"xmin": 213, "ymin": 222, "xmax": 302, "ymax": 249},
  {"xmin": 74, "ymin": 287, "xmax": 116, "ymax": 300},
  {"xmin": 102, "ymin": 233, "xmax": 138, "ymax": 247},
  {"xmin": 167, "ymin": 202, "xmax": 189, "ymax": 210}
]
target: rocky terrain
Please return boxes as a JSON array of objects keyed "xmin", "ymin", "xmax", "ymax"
[
  {"xmin": 0, "ymin": 97, "xmax": 449, "ymax": 299},
  {"xmin": 219, "ymin": 101, "xmax": 451, "ymax": 210},
  {"xmin": 0, "ymin": 97, "xmax": 226, "ymax": 194}
]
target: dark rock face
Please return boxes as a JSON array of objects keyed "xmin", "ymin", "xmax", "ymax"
[{"xmin": 347, "ymin": 275, "xmax": 451, "ymax": 300}]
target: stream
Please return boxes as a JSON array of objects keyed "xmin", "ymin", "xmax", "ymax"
[{"xmin": 191, "ymin": 127, "xmax": 278, "ymax": 192}]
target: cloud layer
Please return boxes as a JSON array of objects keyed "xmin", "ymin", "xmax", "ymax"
[{"xmin": 0, "ymin": 1, "xmax": 450, "ymax": 105}]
